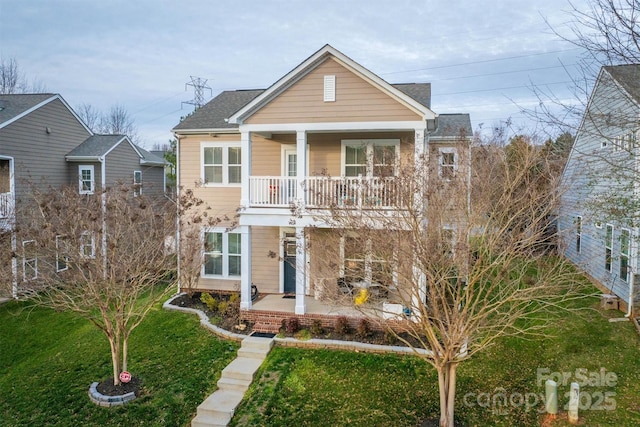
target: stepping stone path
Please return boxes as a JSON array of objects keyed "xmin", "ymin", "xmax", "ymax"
[{"xmin": 191, "ymin": 335, "xmax": 274, "ymax": 427}]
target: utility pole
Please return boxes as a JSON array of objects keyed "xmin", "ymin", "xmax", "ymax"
[{"xmin": 182, "ymin": 76, "xmax": 212, "ymax": 110}]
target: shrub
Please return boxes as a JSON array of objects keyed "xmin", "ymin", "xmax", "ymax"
[
  {"xmin": 200, "ymin": 293, "xmax": 218, "ymax": 312},
  {"xmin": 217, "ymin": 300, "xmax": 229, "ymax": 315},
  {"xmin": 295, "ymin": 329, "xmax": 311, "ymax": 340},
  {"xmin": 285, "ymin": 317, "xmax": 300, "ymax": 334},
  {"xmin": 356, "ymin": 318, "xmax": 371, "ymax": 338},
  {"xmin": 310, "ymin": 319, "xmax": 323, "ymax": 335},
  {"xmin": 229, "ymin": 293, "xmax": 240, "ymax": 304},
  {"xmin": 334, "ymin": 316, "xmax": 350, "ymax": 335},
  {"xmin": 383, "ymin": 329, "xmax": 396, "ymax": 345},
  {"xmin": 224, "ymin": 294, "xmax": 240, "ymax": 320}
]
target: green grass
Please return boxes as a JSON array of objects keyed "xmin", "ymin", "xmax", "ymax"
[
  {"xmin": 231, "ymin": 291, "xmax": 640, "ymax": 427},
  {"xmin": 0, "ymin": 301, "xmax": 239, "ymax": 426}
]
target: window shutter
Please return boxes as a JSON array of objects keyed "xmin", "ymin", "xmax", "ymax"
[{"xmin": 324, "ymin": 75, "xmax": 336, "ymax": 102}]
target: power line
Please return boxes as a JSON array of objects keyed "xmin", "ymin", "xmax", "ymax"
[{"xmin": 182, "ymin": 76, "xmax": 212, "ymax": 110}]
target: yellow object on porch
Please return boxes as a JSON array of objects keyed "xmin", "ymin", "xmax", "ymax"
[{"xmin": 354, "ymin": 288, "xmax": 369, "ymax": 305}]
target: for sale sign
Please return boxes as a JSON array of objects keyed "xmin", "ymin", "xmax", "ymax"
[{"xmin": 119, "ymin": 371, "xmax": 131, "ymax": 383}]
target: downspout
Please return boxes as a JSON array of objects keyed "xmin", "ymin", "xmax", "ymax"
[
  {"xmin": 175, "ymin": 134, "xmax": 182, "ymax": 295},
  {"xmin": 101, "ymin": 156, "xmax": 107, "ymax": 278}
]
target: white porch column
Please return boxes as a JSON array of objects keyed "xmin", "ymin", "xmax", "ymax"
[
  {"xmin": 414, "ymin": 128, "xmax": 427, "ymax": 219},
  {"xmin": 414, "ymin": 128, "xmax": 426, "ymax": 158},
  {"xmin": 240, "ymin": 131, "xmax": 252, "ymax": 207},
  {"xmin": 295, "ymin": 226, "xmax": 307, "ymax": 314},
  {"xmin": 296, "ymin": 130, "xmax": 307, "ymax": 207},
  {"xmin": 240, "ymin": 225, "xmax": 252, "ymax": 310}
]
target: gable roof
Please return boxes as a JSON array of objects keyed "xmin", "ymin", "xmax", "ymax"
[
  {"xmin": 431, "ymin": 114, "xmax": 473, "ymax": 138},
  {"xmin": 228, "ymin": 45, "xmax": 436, "ymax": 125},
  {"xmin": 0, "ymin": 93, "xmax": 92, "ymax": 134},
  {"xmin": 66, "ymin": 134, "xmax": 141, "ymax": 159},
  {"xmin": 603, "ymin": 64, "xmax": 640, "ymax": 104},
  {"xmin": 136, "ymin": 145, "xmax": 167, "ymax": 166}
]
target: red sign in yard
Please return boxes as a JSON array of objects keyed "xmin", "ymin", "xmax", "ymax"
[{"xmin": 119, "ymin": 371, "xmax": 131, "ymax": 383}]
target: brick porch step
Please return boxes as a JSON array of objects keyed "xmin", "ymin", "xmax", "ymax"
[{"xmin": 251, "ymin": 321, "xmax": 280, "ymax": 334}]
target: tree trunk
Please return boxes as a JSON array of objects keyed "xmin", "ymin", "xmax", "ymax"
[
  {"xmin": 108, "ymin": 335, "xmax": 121, "ymax": 386},
  {"xmin": 122, "ymin": 334, "xmax": 128, "ymax": 372},
  {"xmin": 437, "ymin": 362, "xmax": 459, "ymax": 427}
]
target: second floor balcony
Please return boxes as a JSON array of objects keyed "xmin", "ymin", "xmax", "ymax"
[{"xmin": 249, "ymin": 176, "xmax": 400, "ymax": 209}]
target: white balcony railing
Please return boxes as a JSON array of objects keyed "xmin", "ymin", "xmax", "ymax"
[
  {"xmin": 0, "ymin": 192, "xmax": 13, "ymax": 219},
  {"xmin": 249, "ymin": 176, "xmax": 399, "ymax": 209}
]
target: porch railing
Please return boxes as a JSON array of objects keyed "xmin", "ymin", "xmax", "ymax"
[
  {"xmin": 249, "ymin": 176, "xmax": 399, "ymax": 208},
  {"xmin": 0, "ymin": 192, "xmax": 13, "ymax": 219}
]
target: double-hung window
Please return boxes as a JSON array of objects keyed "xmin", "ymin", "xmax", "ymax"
[
  {"xmin": 133, "ymin": 170, "xmax": 142, "ymax": 196},
  {"xmin": 79, "ymin": 165, "xmax": 95, "ymax": 194},
  {"xmin": 203, "ymin": 229, "xmax": 241, "ymax": 278},
  {"xmin": 342, "ymin": 140, "xmax": 399, "ymax": 177},
  {"xmin": 22, "ymin": 240, "xmax": 37, "ymax": 280},
  {"xmin": 341, "ymin": 235, "xmax": 392, "ymax": 285},
  {"xmin": 80, "ymin": 231, "xmax": 96, "ymax": 259},
  {"xmin": 56, "ymin": 235, "xmax": 69, "ymax": 272},
  {"xmin": 620, "ymin": 229, "xmax": 630, "ymax": 282},
  {"xmin": 439, "ymin": 148, "xmax": 457, "ymax": 180},
  {"xmin": 202, "ymin": 144, "xmax": 241, "ymax": 185},
  {"xmin": 576, "ymin": 216, "xmax": 582, "ymax": 253},
  {"xmin": 605, "ymin": 224, "xmax": 613, "ymax": 272}
]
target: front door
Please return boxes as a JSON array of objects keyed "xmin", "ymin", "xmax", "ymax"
[{"xmin": 283, "ymin": 232, "xmax": 296, "ymax": 294}]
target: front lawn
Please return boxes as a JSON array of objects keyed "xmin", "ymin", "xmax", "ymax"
[
  {"xmin": 0, "ymin": 300, "xmax": 238, "ymax": 426},
  {"xmin": 231, "ymin": 291, "xmax": 640, "ymax": 426}
]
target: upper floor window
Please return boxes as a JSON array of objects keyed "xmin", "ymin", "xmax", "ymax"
[
  {"xmin": 342, "ymin": 140, "xmax": 399, "ymax": 178},
  {"xmin": 202, "ymin": 144, "xmax": 241, "ymax": 185},
  {"xmin": 203, "ymin": 229, "xmax": 241, "ymax": 278},
  {"xmin": 133, "ymin": 170, "xmax": 142, "ymax": 196},
  {"xmin": 439, "ymin": 148, "xmax": 457, "ymax": 180},
  {"xmin": 79, "ymin": 165, "xmax": 94, "ymax": 194}
]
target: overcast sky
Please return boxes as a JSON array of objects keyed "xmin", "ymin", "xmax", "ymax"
[{"xmin": 0, "ymin": 0, "xmax": 590, "ymax": 148}]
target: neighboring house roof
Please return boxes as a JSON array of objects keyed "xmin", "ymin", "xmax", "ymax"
[
  {"xmin": 431, "ymin": 114, "xmax": 473, "ymax": 138},
  {"xmin": 137, "ymin": 146, "xmax": 167, "ymax": 166},
  {"xmin": 604, "ymin": 64, "xmax": 640, "ymax": 104},
  {"xmin": 0, "ymin": 93, "xmax": 92, "ymax": 134}
]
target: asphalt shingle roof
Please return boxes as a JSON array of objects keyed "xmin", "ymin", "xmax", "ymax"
[
  {"xmin": 137, "ymin": 145, "xmax": 166, "ymax": 165},
  {"xmin": 604, "ymin": 64, "xmax": 640, "ymax": 103},
  {"xmin": 431, "ymin": 114, "xmax": 473, "ymax": 138},
  {"xmin": 173, "ymin": 90, "xmax": 264, "ymax": 131},
  {"xmin": 0, "ymin": 93, "xmax": 57, "ymax": 126},
  {"xmin": 392, "ymin": 83, "xmax": 431, "ymax": 109},
  {"xmin": 66, "ymin": 135, "xmax": 127, "ymax": 158}
]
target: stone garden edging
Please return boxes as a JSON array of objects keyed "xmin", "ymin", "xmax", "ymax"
[
  {"xmin": 163, "ymin": 293, "xmax": 431, "ymax": 356},
  {"xmin": 88, "ymin": 382, "xmax": 136, "ymax": 407}
]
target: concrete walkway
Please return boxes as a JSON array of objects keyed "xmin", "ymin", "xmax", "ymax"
[{"xmin": 191, "ymin": 335, "xmax": 274, "ymax": 427}]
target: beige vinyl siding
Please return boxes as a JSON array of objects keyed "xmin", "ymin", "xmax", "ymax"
[
  {"xmin": 0, "ymin": 98, "xmax": 91, "ymax": 200},
  {"xmin": 179, "ymin": 134, "xmax": 240, "ymax": 224},
  {"xmin": 251, "ymin": 134, "xmax": 283, "ymax": 176},
  {"xmin": 246, "ymin": 58, "xmax": 422, "ymax": 124},
  {"xmin": 250, "ymin": 226, "xmax": 280, "ymax": 293}
]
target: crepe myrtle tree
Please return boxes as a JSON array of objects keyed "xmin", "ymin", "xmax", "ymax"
[
  {"xmin": 12, "ymin": 183, "xmax": 217, "ymax": 386},
  {"xmin": 307, "ymin": 137, "xmax": 586, "ymax": 427}
]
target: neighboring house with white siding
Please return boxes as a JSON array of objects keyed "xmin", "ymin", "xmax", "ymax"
[
  {"xmin": 559, "ymin": 64, "xmax": 640, "ymax": 314},
  {"xmin": 173, "ymin": 45, "xmax": 472, "ymax": 330},
  {"xmin": 0, "ymin": 93, "xmax": 166, "ymax": 298}
]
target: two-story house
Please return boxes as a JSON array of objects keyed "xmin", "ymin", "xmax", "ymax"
[
  {"xmin": 559, "ymin": 64, "xmax": 640, "ymax": 315},
  {"xmin": 173, "ymin": 45, "xmax": 471, "ymax": 329},
  {"xmin": 0, "ymin": 93, "xmax": 166, "ymax": 298}
]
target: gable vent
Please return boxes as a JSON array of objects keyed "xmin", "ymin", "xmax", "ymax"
[{"xmin": 324, "ymin": 75, "xmax": 336, "ymax": 102}]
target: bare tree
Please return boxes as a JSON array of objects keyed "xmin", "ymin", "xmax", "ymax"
[
  {"xmin": 76, "ymin": 103, "xmax": 101, "ymax": 131},
  {"xmin": 0, "ymin": 57, "xmax": 46, "ymax": 94},
  {"xmin": 76, "ymin": 103, "xmax": 139, "ymax": 143},
  {"xmin": 11, "ymin": 183, "xmax": 207, "ymax": 387},
  {"xmin": 306, "ymin": 136, "xmax": 586, "ymax": 427}
]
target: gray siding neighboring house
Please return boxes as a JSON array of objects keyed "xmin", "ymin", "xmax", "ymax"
[
  {"xmin": 559, "ymin": 64, "xmax": 640, "ymax": 313},
  {"xmin": 0, "ymin": 94, "xmax": 166, "ymax": 298}
]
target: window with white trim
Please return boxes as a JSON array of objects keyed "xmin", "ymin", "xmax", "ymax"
[
  {"xmin": 22, "ymin": 240, "xmax": 37, "ymax": 280},
  {"xmin": 620, "ymin": 229, "xmax": 630, "ymax": 282},
  {"xmin": 133, "ymin": 170, "xmax": 142, "ymax": 196},
  {"xmin": 80, "ymin": 231, "xmax": 96, "ymax": 259},
  {"xmin": 605, "ymin": 224, "xmax": 613, "ymax": 272},
  {"xmin": 439, "ymin": 148, "xmax": 457, "ymax": 180},
  {"xmin": 202, "ymin": 144, "xmax": 241, "ymax": 185},
  {"xmin": 341, "ymin": 235, "xmax": 392, "ymax": 285},
  {"xmin": 203, "ymin": 229, "xmax": 241, "ymax": 278},
  {"xmin": 342, "ymin": 140, "xmax": 399, "ymax": 177},
  {"xmin": 56, "ymin": 235, "xmax": 69, "ymax": 272},
  {"xmin": 79, "ymin": 165, "xmax": 94, "ymax": 194}
]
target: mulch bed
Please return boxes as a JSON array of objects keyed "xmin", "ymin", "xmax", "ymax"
[{"xmin": 96, "ymin": 376, "xmax": 141, "ymax": 397}]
